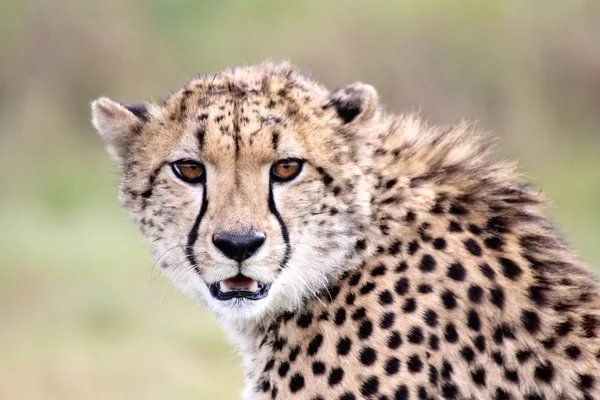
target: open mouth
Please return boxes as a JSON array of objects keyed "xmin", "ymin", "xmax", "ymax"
[{"xmin": 208, "ymin": 274, "xmax": 272, "ymax": 301}]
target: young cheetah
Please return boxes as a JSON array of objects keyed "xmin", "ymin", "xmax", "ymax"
[{"xmin": 91, "ymin": 61, "xmax": 600, "ymax": 399}]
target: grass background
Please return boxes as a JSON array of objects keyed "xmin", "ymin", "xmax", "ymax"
[{"xmin": 1, "ymin": 1, "xmax": 599, "ymax": 399}]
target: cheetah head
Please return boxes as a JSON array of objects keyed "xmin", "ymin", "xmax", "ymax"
[{"xmin": 91, "ymin": 63, "xmax": 379, "ymax": 322}]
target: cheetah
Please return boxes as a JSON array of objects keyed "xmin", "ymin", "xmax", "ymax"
[{"xmin": 91, "ymin": 61, "xmax": 600, "ymax": 400}]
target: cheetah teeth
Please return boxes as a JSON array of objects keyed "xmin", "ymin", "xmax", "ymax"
[
  {"xmin": 219, "ymin": 282, "xmax": 232, "ymax": 293},
  {"xmin": 219, "ymin": 280, "xmax": 259, "ymax": 293},
  {"xmin": 248, "ymin": 280, "xmax": 259, "ymax": 292}
]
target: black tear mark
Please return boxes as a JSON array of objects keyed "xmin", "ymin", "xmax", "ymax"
[
  {"xmin": 269, "ymin": 181, "xmax": 291, "ymax": 268},
  {"xmin": 186, "ymin": 187, "xmax": 209, "ymax": 274}
]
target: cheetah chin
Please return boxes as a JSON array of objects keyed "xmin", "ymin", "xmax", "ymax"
[{"xmin": 92, "ymin": 61, "xmax": 600, "ymax": 400}]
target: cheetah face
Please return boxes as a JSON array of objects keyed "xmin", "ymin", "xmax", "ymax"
[{"xmin": 91, "ymin": 65, "xmax": 378, "ymax": 322}]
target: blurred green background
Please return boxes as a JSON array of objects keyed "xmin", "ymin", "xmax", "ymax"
[{"xmin": 1, "ymin": 1, "xmax": 599, "ymax": 399}]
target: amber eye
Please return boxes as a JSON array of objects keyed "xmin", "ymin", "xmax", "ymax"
[
  {"xmin": 271, "ymin": 159, "xmax": 303, "ymax": 182},
  {"xmin": 171, "ymin": 160, "xmax": 205, "ymax": 183}
]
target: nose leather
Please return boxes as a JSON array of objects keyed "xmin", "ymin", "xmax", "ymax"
[{"xmin": 212, "ymin": 232, "xmax": 266, "ymax": 262}]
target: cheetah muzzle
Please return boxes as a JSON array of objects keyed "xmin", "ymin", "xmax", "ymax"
[{"xmin": 91, "ymin": 61, "xmax": 600, "ymax": 400}]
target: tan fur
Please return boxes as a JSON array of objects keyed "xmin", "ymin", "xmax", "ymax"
[{"xmin": 91, "ymin": 61, "xmax": 600, "ymax": 400}]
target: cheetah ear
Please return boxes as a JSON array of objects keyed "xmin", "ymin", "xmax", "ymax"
[
  {"xmin": 326, "ymin": 82, "xmax": 379, "ymax": 125},
  {"xmin": 91, "ymin": 97, "xmax": 149, "ymax": 164}
]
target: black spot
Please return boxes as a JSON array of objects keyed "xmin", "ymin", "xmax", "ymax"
[
  {"xmin": 555, "ymin": 319, "xmax": 574, "ymax": 336},
  {"xmin": 339, "ymin": 393, "xmax": 356, "ymax": 400},
  {"xmin": 474, "ymin": 335, "xmax": 486, "ymax": 352},
  {"xmin": 450, "ymin": 203, "xmax": 468, "ymax": 215},
  {"xmin": 388, "ymin": 331, "xmax": 402, "ymax": 349},
  {"xmin": 328, "ymin": 367, "xmax": 344, "ymax": 386},
  {"xmin": 528, "ymin": 285, "xmax": 548, "ymax": 306},
  {"xmin": 337, "ymin": 337, "xmax": 352, "ymax": 356},
  {"xmin": 263, "ymin": 358, "xmax": 275, "ymax": 372},
  {"xmin": 312, "ymin": 361, "xmax": 326, "ymax": 375},
  {"xmin": 485, "ymin": 236, "xmax": 504, "ymax": 250},
  {"xmin": 289, "ymin": 373, "xmax": 305, "ymax": 392},
  {"xmin": 516, "ymin": 349, "xmax": 533, "ymax": 363},
  {"xmin": 418, "ymin": 284, "xmax": 433, "ymax": 294},
  {"xmin": 565, "ymin": 345, "xmax": 581, "ymax": 359},
  {"xmin": 500, "ymin": 257, "xmax": 522, "ymax": 280},
  {"xmin": 534, "ymin": 361, "xmax": 554, "ymax": 383},
  {"xmin": 490, "ymin": 287, "xmax": 505, "ymax": 309},
  {"xmin": 467, "ymin": 309, "xmax": 481, "ymax": 331},
  {"xmin": 449, "ymin": 221, "xmax": 463, "ymax": 232},
  {"xmin": 429, "ymin": 334, "xmax": 440, "ymax": 350},
  {"xmin": 394, "ymin": 385, "xmax": 409, "ymax": 400},
  {"xmin": 278, "ymin": 362, "xmax": 290, "ymax": 377},
  {"xmin": 579, "ymin": 374, "xmax": 594, "ymax": 390},
  {"xmin": 358, "ymin": 319, "xmax": 373, "ymax": 339},
  {"xmin": 445, "ymin": 323, "xmax": 459, "ymax": 343},
  {"xmin": 361, "ymin": 376, "xmax": 379, "ymax": 397},
  {"xmin": 424, "ymin": 309, "xmax": 438, "ymax": 327},
  {"xmin": 461, "ymin": 346, "xmax": 476, "ymax": 363},
  {"xmin": 492, "ymin": 352, "xmax": 504, "ymax": 365},
  {"xmin": 479, "ymin": 263, "xmax": 496, "ymax": 280},
  {"xmin": 371, "ymin": 264, "xmax": 387, "ymax": 276},
  {"xmin": 494, "ymin": 388, "xmax": 510, "ymax": 400},
  {"xmin": 408, "ymin": 326, "xmax": 425, "ymax": 344},
  {"xmin": 433, "ymin": 237, "xmax": 447, "ymax": 250},
  {"xmin": 504, "ymin": 369, "xmax": 519, "ymax": 383},
  {"xmin": 429, "ymin": 365, "xmax": 439, "ymax": 385},
  {"xmin": 405, "ymin": 211, "xmax": 417, "ymax": 222},
  {"xmin": 379, "ymin": 290, "xmax": 394, "ymax": 305},
  {"xmin": 403, "ymin": 298, "xmax": 417, "ymax": 313},
  {"xmin": 289, "ymin": 346, "xmax": 300, "ymax": 362},
  {"xmin": 447, "ymin": 263, "xmax": 466, "ymax": 281},
  {"xmin": 334, "ymin": 308, "xmax": 346, "ymax": 325},
  {"xmin": 345, "ymin": 293, "xmax": 356, "ymax": 305},
  {"xmin": 307, "ymin": 334, "xmax": 323, "ymax": 355},
  {"xmin": 468, "ymin": 224, "xmax": 482, "ymax": 235},
  {"xmin": 441, "ymin": 361, "xmax": 453, "ymax": 380},
  {"xmin": 420, "ymin": 254, "xmax": 437, "ymax": 272},
  {"xmin": 488, "ymin": 216, "xmax": 509, "ymax": 233},
  {"xmin": 408, "ymin": 240, "xmax": 420, "ymax": 255},
  {"xmin": 360, "ymin": 282, "xmax": 376, "ymax": 295},
  {"xmin": 351, "ymin": 307, "xmax": 366, "ymax": 320},
  {"xmin": 493, "ymin": 324, "xmax": 516, "ymax": 344},
  {"xmin": 407, "ymin": 354, "xmax": 423, "ymax": 373},
  {"xmin": 441, "ymin": 290, "xmax": 458, "ymax": 309},
  {"xmin": 385, "ymin": 357, "xmax": 400, "ymax": 375},
  {"xmin": 388, "ymin": 241, "xmax": 402, "ymax": 255},
  {"xmin": 471, "ymin": 367, "xmax": 485, "ymax": 385},
  {"xmin": 297, "ymin": 312, "xmax": 313, "ymax": 328},
  {"xmin": 522, "ymin": 310, "xmax": 541, "ymax": 334},
  {"xmin": 395, "ymin": 277, "xmax": 410, "ymax": 296},
  {"xmin": 316, "ymin": 167, "xmax": 334, "ymax": 186},
  {"xmin": 348, "ymin": 272, "xmax": 362, "ymax": 286},
  {"xmin": 360, "ymin": 346, "xmax": 377, "ymax": 365},
  {"xmin": 355, "ymin": 239, "xmax": 367, "ymax": 251},
  {"xmin": 582, "ymin": 314, "xmax": 599, "ymax": 338},
  {"xmin": 396, "ymin": 261, "xmax": 408, "ymax": 272},
  {"xmin": 467, "ymin": 285, "xmax": 484, "ymax": 303},
  {"xmin": 380, "ymin": 312, "xmax": 396, "ymax": 329},
  {"xmin": 464, "ymin": 239, "xmax": 483, "ymax": 256},
  {"xmin": 442, "ymin": 383, "xmax": 458, "ymax": 399}
]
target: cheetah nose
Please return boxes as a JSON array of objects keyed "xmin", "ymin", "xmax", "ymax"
[{"xmin": 212, "ymin": 231, "xmax": 266, "ymax": 262}]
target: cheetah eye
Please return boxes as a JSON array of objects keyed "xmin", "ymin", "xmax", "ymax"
[
  {"xmin": 171, "ymin": 160, "xmax": 205, "ymax": 183},
  {"xmin": 271, "ymin": 159, "xmax": 304, "ymax": 182}
]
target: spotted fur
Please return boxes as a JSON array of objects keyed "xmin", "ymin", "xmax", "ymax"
[{"xmin": 91, "ymin": 61, "xmax": 600, "ymax": 400}]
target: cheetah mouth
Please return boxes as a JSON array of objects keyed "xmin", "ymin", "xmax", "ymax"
[{"xmin": 208, "ymin": 274, "xmax": 272, "ymax": 301}]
